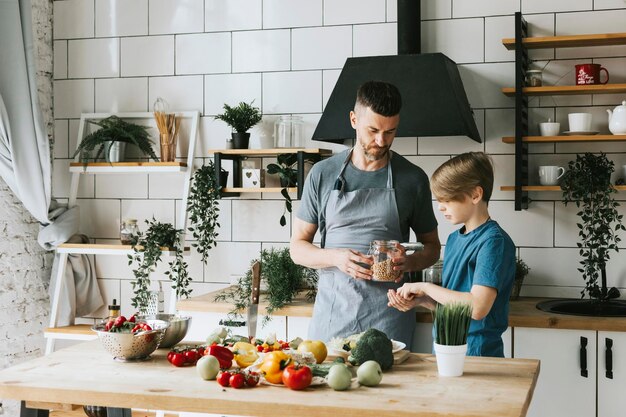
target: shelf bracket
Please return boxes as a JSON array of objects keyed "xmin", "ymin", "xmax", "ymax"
[{"xmin": 514, "ymin": 12, "xmax": 530, "ymax": 211}]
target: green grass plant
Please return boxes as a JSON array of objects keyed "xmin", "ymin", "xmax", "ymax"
[{"xmin": 433, "ymin": 302, "xmax": 473, "ymax": 346}]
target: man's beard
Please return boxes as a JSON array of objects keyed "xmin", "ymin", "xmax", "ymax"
[{"xmin": 360, "ymin": 140, "xmax": 390, "ymax": 161}]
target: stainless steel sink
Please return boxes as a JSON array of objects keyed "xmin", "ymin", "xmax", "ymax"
[{"xmin": 537, "ymin": 299, "xmax": 626, "ymax": 317}]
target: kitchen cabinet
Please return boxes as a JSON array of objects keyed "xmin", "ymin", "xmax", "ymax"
[
  {"xmin": 209, "ymin": 148, "xmax": 331, "ymax": 199},
  {"xmin": 514, "ymin": 327, "xmax": 626, "ymax": 417},
  {"xmin": 45, "ymin": 111, "xmax": 199, "ymax": 354},
  {"xmin": 500, "ymin": 12, "xmax": 626, "ymax": 210}
]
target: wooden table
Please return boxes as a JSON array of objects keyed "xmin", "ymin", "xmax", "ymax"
[{"xmin": 0, "ymin": 340, "xmax": 539, "ymax": 417}]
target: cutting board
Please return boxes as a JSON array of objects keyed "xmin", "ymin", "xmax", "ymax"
[{"xmin": 393, "ymin": 349, "xmax": 411, "ymax": 364}]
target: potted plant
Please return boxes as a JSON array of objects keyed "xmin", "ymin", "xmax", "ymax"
[
  {"xmin": 214, "ymin": 247, "xmax": 318, "ymax": 326},
  {"xmin": 187, "ymin": 160, "xmax": 222, "ymax": 263},
  {"xmin": 561, "ymin": 152, "xmax": 625, "ymax": 302},
  {"xmin": 510, "ymin": 257, "xmax": 530, "ymax": 301},
  {"xmin": 432, "ymin": 302, "xmax": 472, "ymax": 377},
  {"xmin": 127, "ymin": 218, "xmax": 190, "ymax": 313},
  {"xmin": 73, "ymin": 116, "xmax": 159, "ymax": 163},
  {"xmin": 214, "ymin": 101, "xmax": 263, "ymax": 149},
  {"xmin": 266, "ymin": 154, "xmax": 299, "ymax": 227}
]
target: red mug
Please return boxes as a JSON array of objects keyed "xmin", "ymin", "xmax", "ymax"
[{"xmin": 575, "ymin": 63, "xmax": 609, "ymax": 85}]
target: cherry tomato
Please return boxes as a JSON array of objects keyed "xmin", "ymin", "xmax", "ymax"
[
  {"xmin": 169, "ymin": 352, "xmax": 186, "ymax": 367},
  {"xmin": 184, "ymin": 349, "xmax": 199, "ymax": 365},
  {"xmin": 113, "ymin": 315, "xmax": 127, "ymax": 328},
  {"xmin": 229, "ymin": 373, "xmax": 245, "ymax": 389},
  {"xmin": 282, "ymin": 364, "xmax": 312, "ymax": 390},
  {"xmin": 104, "ymin": 320, "xmax": 114, "ymax": 331},
  {"xmin": 197, "ymin": 346, "xmax": 205, "ymax": 357},
  {"xmin": 167, "ymin": 351, "xmax": 175, "ymax": 362},
  {"xmin": 217, "ymin": 371, "xmax": 231, "ymax": 387},
  {"xmin": 245, "ymin": 371, "xmax": 259, "ymax": 387},
  {"xmin": 256, "ymin": 345, "xmax": 263, "ymax": 352},
  {"xmin": 128, "ymin": 315, "xmax": 136, "ymax": 323}
]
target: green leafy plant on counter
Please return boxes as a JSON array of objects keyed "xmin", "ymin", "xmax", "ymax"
[
  {"xmin": 561, "ymin": 152, "xmax": 625, "ymax": 299},
  {"xmin": 128, "ymin": 218, "xmax": 190, "ymax": 313},
  {"xmin": 73, "ymin": 116, "xmax": 159, "ymax": 163},
  {"xmin": 433, "ymin": 302, "xmax": 473, "ymax": 346},
  {"xmin": 214, "ymin": 101, "xmax": 262, "ymax": 133},
  {"xmin": 510, "ymin": 257, "xmax": 530, "ymax": 301},
  {"xmin": 187, "ymin": 161, "xmax": 221, "ymax": 263},
  {"xmin": 214, "ymin": 247, "xmax": 318, "ymax": 326}
]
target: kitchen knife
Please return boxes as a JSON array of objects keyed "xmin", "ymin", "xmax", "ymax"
[{"xmin": 247, "ymin": 261, "xmax": 261, "ymax": 341}]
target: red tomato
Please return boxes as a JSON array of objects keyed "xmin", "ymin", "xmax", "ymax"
[
  {"xmin": 167, "ymin": 351, "xmax": 175, "ymax": 362},
  {"xmin": 217, "ymin": 371, "xmax": 231, "ymax": 387},
  {"xmin": 184, "ymin": 349, "xmax": 199, "ymax": 364},
  {"xmin": 169, "ymin": 352, "xmax": 186, "ymax": 367},
  {"xmin": 197, "ymin": 346, "xmax": 205, "ymax": 357},
  {"xmin": 229, "ymin": 373, "xmax": 245, "ymax": 389},
  {"xmin": 245, "ymin": 371, "xmax": 259, "ymax": 387},
  {"xmin": 282, "ymin": 364, "xmax": 312, "ymax": 390},
  {"xmin": 104, "ymin": 320, "xmax": 114, "ymax": 331},
  {"xmin": 128, "ymin": 315, "xmax": 136, "ymax": 323},
  {"xmin": 113, "ymin": 315, "xmax": 126, "ymax": 328},
  {"xmin": 256, "ymin": 345, "xmax": 263, "ymax": 352}
]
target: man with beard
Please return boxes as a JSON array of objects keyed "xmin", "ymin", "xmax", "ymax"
[{"xmin": 290, "ymin": 81, "xmax": 441, "ymax": 347}]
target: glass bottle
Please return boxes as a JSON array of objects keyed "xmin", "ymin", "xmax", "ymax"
[
  {"xmin": 423, "ymin": 259, "xmax": 443, "ymax": 285},
  {"xmin": 274, "ymin": 115, "xmax": 304, "ymax": 148},
  {"xmin": 108, "ymin": 299, "xmax": 121, "ymax": 319},
  {"xmin": 368, "ymin": 240, "xmax": 402, "ymax": 281},
  {"xmin": 120, "ymin": 218, "xmax": 138, "ymax": 245}
]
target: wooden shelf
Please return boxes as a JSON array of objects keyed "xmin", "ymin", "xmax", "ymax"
[
  {"xmin": 43, "ymin": 324, "xmax": 96, "ymax": 340},
  {"xmin": 501, "ymin": 185, "xmax": 626, "ymax": 191},
  {"xmin": 69, "ymin": 161, "xmax": 187, "ymax": 173},
  {"xmin": 57, "ymin": 243, "xmax": 189, "ymax": 255},
  {"xmin": 502, "ymin": 83, "xmax": 626, "ymax": 97},
  {"xmin": 502, "ymin": 134, "xmax": 626, "ymax": 143},
  {"xmin": 502, "ymin": 32, "xmax": 626, "ymax": 50},
  {"xmin": 222, "ymin": 187, "xmax": 297, "ymax": 194},
  {"xmin": 207, "ymin": 148, "xmax": 332, "ymax": 156}
]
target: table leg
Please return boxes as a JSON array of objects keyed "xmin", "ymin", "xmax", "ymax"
[
  {"xmin": 20, "ymin": 402, "xmax": 49, "ymax": 417},
  {"xmin": 106, "ymin": 407, "xmax": 132, "ymax": 417}
]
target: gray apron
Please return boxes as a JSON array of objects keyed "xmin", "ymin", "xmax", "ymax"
[{"xmin": 308, "ymin": 149, "xmax": 415, "ymax": 346}]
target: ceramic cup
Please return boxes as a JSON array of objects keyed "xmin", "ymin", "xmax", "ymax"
[
  {"xmin": 539, "ymin": 166, "xmax": 566, "ymax": 185},
  {"xmin": 539, "ymin": 122, "xmax": 560, "ymax": 136},
  {"xmin": 568, "ymin": 113, "xmax": 593, "ymax": 133}
]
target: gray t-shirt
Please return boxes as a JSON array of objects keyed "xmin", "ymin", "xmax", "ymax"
[{"xmin": 297, "ymin": 149, "xmax": 437, "ymax": 243}]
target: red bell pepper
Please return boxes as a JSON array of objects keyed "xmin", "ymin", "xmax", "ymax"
[{"xmin": 206, "ymin": 345, "xmax": 234, "ymax": 369}]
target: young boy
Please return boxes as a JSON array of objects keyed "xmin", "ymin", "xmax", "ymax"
[{"xmin": 387, "ymin": 152, "xmax": 515, "ymax": 357}]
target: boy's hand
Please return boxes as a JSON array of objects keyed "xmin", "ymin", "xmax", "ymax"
[
  {"xmin": 387, "ymin": 289, "xmax": 418, "ymax": 312},
  {"xmin": 397, "ymin": 282, "xmax": 426, "ymax": 298},
  {"xmin": 334, "ymin": 248, "xmax": 373, "ymax": 280}
]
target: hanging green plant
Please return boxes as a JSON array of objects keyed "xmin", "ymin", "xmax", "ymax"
[
  {"xmin": 214, "ymin": 248, "xmax": 318, "ymax": 326},
  {"xmin": 187, "ymin": 161, "xmax": 222, "ymax": 263},
  {"xmin": 73, "ymin": 116, "xmax": 159, "ymax": 162},
  {"xmin": 127, "ymin": 218, "xmax": 190, "ymax": 312},
  {"xmin": 561, "ymin": 152, "xmax": 625, "ymax": 299}
]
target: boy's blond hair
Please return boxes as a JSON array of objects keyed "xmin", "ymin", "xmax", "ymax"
[{"xmin": 431, "ymin": 152, "xmax": 494, "ymax": 202}]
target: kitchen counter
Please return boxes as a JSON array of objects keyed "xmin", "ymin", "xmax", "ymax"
[
  {"xmin": 178, "ymin": 288, "xmax": 626, "ymax": 332},
  {"xmin": 0, "ymin": 340, "xmax": 539, "ymax": 417}
]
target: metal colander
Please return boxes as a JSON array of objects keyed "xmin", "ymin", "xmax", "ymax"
[{"xmin": 92, "ymin": 319, "xmax": 169, "ymax": 361}]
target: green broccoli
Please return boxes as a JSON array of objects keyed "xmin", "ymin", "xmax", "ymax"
[{"xmin": 348, "ymin": 328, "xmax": 394, "ymax": 371}]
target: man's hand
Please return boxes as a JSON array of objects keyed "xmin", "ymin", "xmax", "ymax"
[{"xmin": 334, "ymin": 248, "xmax": 374, "ymax": 280}]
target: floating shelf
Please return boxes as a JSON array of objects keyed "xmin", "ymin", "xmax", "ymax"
[
  {"xmin": 57, "ymin": 243, "xmax": 190, "ymax": 255},
  {"xmin": 502, "ymin": 83, "xmax": 626, "ymax": 97},
  {"xmin": 501, "ymin": 185, "xmax": 626, "ymax": 192},
  {"xmin": 221, "ymin": 187, "xmax": 297, "ymax": 194},
  {"xmin": 502, "ymin": 135, "xmax": 626, "ymax": 143},
  {"xmin": 69, "ymin": 161, "xmax": 188, "ymax": 173},
  {"xmin": 207, "ymin": 148, "xmax": 332, "ymax": 157},
  {"xmin": 502, "ymin": 32, "xmax": 626, "ymax": 50},
  {"xmin": 44, "ymin": 324, "xmax": 96, "ymax": 340}
]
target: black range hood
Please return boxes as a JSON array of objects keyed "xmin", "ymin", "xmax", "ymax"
[{"xmin": 313, "ymin": 0, "xmax": 481, "ymax": 144}]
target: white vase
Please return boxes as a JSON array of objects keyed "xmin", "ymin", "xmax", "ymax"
[{"xmin": 434, "ymin": 342, "xmax": 467, "ymax": 377}]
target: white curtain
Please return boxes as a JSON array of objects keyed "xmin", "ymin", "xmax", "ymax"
[{"xmin": 0, "ymin": 0, "xmax": 103, "ymax": 324}]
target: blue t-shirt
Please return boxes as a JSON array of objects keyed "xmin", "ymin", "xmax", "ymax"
[{"xmin": 441, "ymin": 220, "xmax": 515, "ymax": 357}]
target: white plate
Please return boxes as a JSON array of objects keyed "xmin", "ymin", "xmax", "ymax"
[
  {"xmin": 391, "ymin": 340, "xmax": 406, "ymax": 353},
  {"xmin": 562, "ymin": 130, "xmax": 599, "ymax": 135}
]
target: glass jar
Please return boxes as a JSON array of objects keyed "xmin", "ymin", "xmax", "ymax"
[
  {"xmin": 368, "ymin": 240, "xmax": 402, "ymax": 282},
  {"xmin": 108, "ymin": 299, "xmax": 121, "ymax": 319},
  {"xmin": 526, "ymin": 69, "xmax": 543, "ymax": 87},
  {"xmin": 423, "ymin": 259, "xmax": 443, "ymax": 285},
  {"xmin": 274, "ymin": 115, "xmax": 304, "ymax": 148},
  {"xmin": 120, "ymin": 218, "xmax": 138, "ymax": 245}
]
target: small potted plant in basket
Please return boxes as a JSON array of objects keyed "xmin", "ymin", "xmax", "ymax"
[
  {"xmin": 510, "ymin": 257, "xmax": 530, "ymax": 301},
  {"xmin": 432, "ymin": 302, "xmax": 472, "ymax": 377},
  {"xmin": 214, "ymin": 101, "xmax": 263, "ymax": 149}
]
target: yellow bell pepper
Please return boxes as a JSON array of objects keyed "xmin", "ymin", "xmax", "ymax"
[
  {"xmin": 232, "ymin": 341, "xmax": 259, "ymax": 368},
  {"xmin": 260, "ymin": 350, "xmax": 291, "ymax": 384}
]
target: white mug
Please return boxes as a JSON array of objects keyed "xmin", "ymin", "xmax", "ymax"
[
  {"xmin": 568, "ymin": 113, "xmax": 592, "ymax": 132},
  {"xmin": 539, "ymin": 166, "xmax": 565, "ymax": 185},
  {"xmin": 539, "ymin": 122, "xmax": 560, "ymax": 137}
]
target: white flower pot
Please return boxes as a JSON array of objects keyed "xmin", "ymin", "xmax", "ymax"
[{"xmin": 434, "ymin": 342, "xmax": 467, "ymax": 377}]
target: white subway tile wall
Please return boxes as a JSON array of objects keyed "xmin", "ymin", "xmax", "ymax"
[{"xmin": 50, "ymin": 0, "xmax": 626, "ymax": 322}]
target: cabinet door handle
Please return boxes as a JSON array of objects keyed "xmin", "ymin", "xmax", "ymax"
[
  {"xmin": 580, "ymin": 336, "xmax": 588, "ymax": 378},
  {"xmin": 606, "ymin": 338, "xmax": 613, "ymax": 379}
]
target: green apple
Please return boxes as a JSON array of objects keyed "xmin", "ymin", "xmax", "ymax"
[
  {"xmin": 327, "ymin": 364, "xmax": 352, "ymax": 391},
  {"xmin": 196, "ymin": 355, "xmax": 220, "ymax": 380},
  {"xmin": 356, "ymin": 360, "xmax": 383, "ymax": 387}
]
